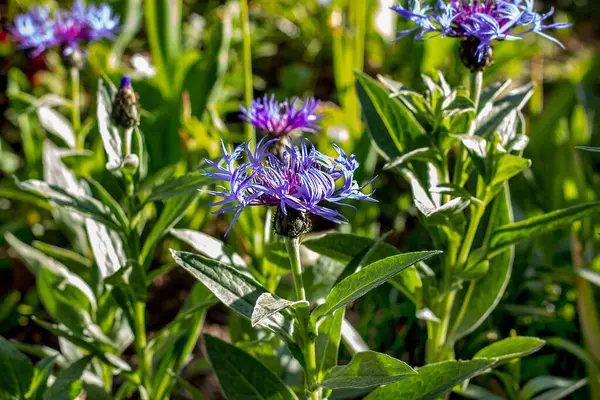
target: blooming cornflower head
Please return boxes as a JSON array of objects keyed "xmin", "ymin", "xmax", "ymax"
[
  {"xmin": 391, "ymin": 0, "xmax": 571, "ymax": 71},
  {"xmin": 9, "ymin": 0, "xmax": 119, "ymax": 67},
  {"xmin": 205, "ymin": 138, "xmax": 377, "ymax": 238}
]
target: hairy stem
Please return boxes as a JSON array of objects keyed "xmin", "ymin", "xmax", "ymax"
[{"xmin": 285, "ymin": 237, "xmax": 320, "ymax": 400}]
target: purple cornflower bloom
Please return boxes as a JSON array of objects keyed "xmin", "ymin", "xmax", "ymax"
[
  {"xmin": 391, "ymin": 0, "xmax": 571, "ymax": 61},
  {"xmin": 8, "ymin": 0, "xmax": 119, "ymax": 57},
  {"xmin": 239, "ymin": 95, "xmax": 322, "ymax": 138},
  {"xmin": 205, "ymin": 138, "xmax": 377, "ymax": 235}
]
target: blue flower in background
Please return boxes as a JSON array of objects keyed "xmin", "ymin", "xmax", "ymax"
[
  {"xmin": 391, "ymin": 0, "xmax": 571, "ymax": 63},
  {"xmin": 240, "ymin": 95, "xmax": 322, "ymax": 138},
  {"xmin": 204, "ymin": 138, "xmax": 376, "ymax": 235},
  {"xmin": 9, "ymin": 0, "xmax": 119, "ymax": 57}
]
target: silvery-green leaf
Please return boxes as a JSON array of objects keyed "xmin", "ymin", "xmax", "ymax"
[
  {"xmin": 475, "ymin": 83, "xmax": 534, "ymax": 139},
  {"xmin": 455, "ymin": 135, "xmax": 489, "ymax": 179},
  {"xmin": 576, "ymin": 268, "xmax": 600, "ymax": 287},
  {"xmin": 86, "ymin": 219, "xmax": 126, "ymax": 279},
  {"xmin": 16, "ymin": 179, "xmax": 121, "ymax": 231},
  {"xmin": 170, "ymin": 250, "xmax": 300, "ymax": 357},
  {"xmin": 521, "ymin": 376, "xmax": 584, "ymax": 400},
  {"xmin": 251, "ymin": 293, "xmax": 308, "ymax": 327},
  {"xmin": 416, "ymin": 308, "xmax": 440, "ymax": 323},
  {"xmin": 425, "ymin": 197, "xmax": 470, "ymax": 221},
  {"xmin": 171, "ymin": 228, "xmax": 246, "ymax": 269},
  {"xmin": 531, "ymin": 378, "xmax": 588, "ymax": 400},
  {"xmin": 27, "ymin": 356, "xmax": 56, "ymax": 400},
  {"xmin": 6, "ymin": 233, "xmax": 97, "ymax": 313},
  {"xmin": 311, "ymin": 251, "xmax": 441, "ymax": 323},
  {"xmin": 97, "ymin": 77, "xmax": 123, "ymax": 171},
  {"xmin": 430, "ymin": 184, "xmax": 483, "ymax": 205},
  {"xmin": 37, "ymin": 106, "xmax": 76, "ymax": 148},
  {"xmin": 316, "ymin": 308, "xmax": 344, "ymax": 386},
  {"xmin": 383, "ymin": 148, "xmax": 438, "ymax": 170},
  {"xmin": 479, "ymin": 80, "xmax": 512, "ymax": 111},
  {"xmin": 444, "ymin": 95, "xmax": 475, "ymax": 118},
  {"xmin": 43, "ymin": 357, "xmax": 90, "ymax": 400},
  {"xmin": 576, "ymin": 146, "xmax": 600, "ymax": 152},
  {"xmin": 319, "ymin": 351, "xmax": 416, "ymax": 390},
  {"xmin": 365, "ymin": 359, "xmax": 496, "ymax": 400}
]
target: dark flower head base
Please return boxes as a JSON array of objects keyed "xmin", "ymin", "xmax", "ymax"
[
  {"xmin": 204, "ymin": 138, "xmax": 377, "ymax": 236},
  {"xmin": 239, "ymin": 94, "xmax": 322, "ymax": 138},
  {"xmin": 9, "ymin": 0, "xmax": 119, "ymax": 59},
  {"xmin": 391, "ymin": 0, "xmax": 571, "ymax": 70}
]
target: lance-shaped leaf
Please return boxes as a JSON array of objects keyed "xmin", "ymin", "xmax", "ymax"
[
  {"xmin": 97, "ymin": 77, "xmax": 124, "ymax": 171},
  {"xmin": 475, "ymin": 83, "xmax": 534, "ymax": 139},
  {"xmin": 37, "ymin": 106, "xmax": 76, "ymax": 148},
  {"xmin": 86, "ymin": 219, "xmax": 126, "ymax": 279},
  {"xmin": 316, "ymin": 308, "xmax": 345, "ymax": 388},
  {"xmin": 27, "ymin": 356, "xmax": 57, "ymax": 400},
  {"xmin": 576, "ymin": 268, "xmax": 600, "ymax": 287},
  {"xmin": 474, "ymin": 337, "xmax": 545, "ymax": 364},
  {"xmin": 170, "ymin": 251, "xmax": 299, "ymax": 353},
  {"xmin": 204, "ymin": 335, "xmax": 298, "ymax": 400},
  {"xmin": 251, "ymin": 293, "xmax": 308, "ymax": 327},
  {"xmin": 6, "ymin": 233, "xmax": 97, "ymax": 314},
  {"xmin": 319, "ymin": 351, "xmax": 415, "ymax": 390},
  {"xmin": 0, "ymin": 336, "xmax": 33, "ymax": 399},
  {"xmin": 521, "ymin": 376, "xmax": 587, "ymax": 400},
  {"xmin": 170, "ymin": 228, "xmax": 246, "ymax": 269},
  {"xmin": 365, "ymin": 359, "xmax": 496, "ymax": 400},
  {"xmin": 15, "ymin": 179, "xmax": 121, "ymax": 231},
  {"xmin": 488, "ymin": 201, "xmax": 600, "ymax": 258},
  {"xmin": 383, "ymin": 148, "xmax": 439, "ymax": 170},
  {"xmin": 145, "ymin": 165, "xmax": 211, "ymax": 203},
  {"xmin": 530, "ymin": 378, "xmax": 588, "ymax": 400},
  {"xmin": 303, "ymin": 233, "xmax": 422, "ymax": 304},
  {"xmin": 311, "ymin": 251, "xmax": 441, "ymax": 323},
  {"xmin": 43, "ymin": 356, "xmax": 90, "ymax": 400},
  {"xmin": 355, "ymin": 72, "xmax": 426, "ymax": 162},
  {"xmin": 490, "ymin": 155, "xmax": 531, "ymax": 188}
]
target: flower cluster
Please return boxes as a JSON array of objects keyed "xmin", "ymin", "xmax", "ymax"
[
  {"xmin": 9, "ymin": 0, "xmax": 119, "ymax": 57},
  {"xmin": 205, "ymin": 138, "xmax": 376, "ymax": 235},
  {"xmin": 391, "ymin": 0, "xmax": 571, "ymax": 63},
  {"xmin": 239, "ymin": 95, "xmax": 322, "ymax": 138}
]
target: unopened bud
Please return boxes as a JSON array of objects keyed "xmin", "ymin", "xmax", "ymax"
[
  {"xmin": 459, "ymin": 38, "xmax": 493, "ymax": 72},
  {"xmin": 274, "ymin": 207, "xmax": 312, "ymax": 239},
  {"xmin": 267, "ymin": 136, "xmax": 291, "ymax": 160},
  {"xmin": 120, "ymin": 154, "xmax": 139, "ymax": 176},
  {"xmin": 111, "ymin": 76, "xmax": 140, "ymax": 128}
]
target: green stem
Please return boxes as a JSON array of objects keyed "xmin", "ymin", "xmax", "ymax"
[
  {"xmin": 453, "ymin": 70, "xmax": 483, "ymax": 186},
  {"xmin": 456, "ymin": 204, "xmax": 486, "ymax": 270},
  {"xmin": 284, "ymin": 237, "xmax": 320, "ymax": 400},
  {"xmin": 134, "ymin": 301, "xmax": 152, "ymax": 394},
  {"xmin": 70, "ymin": 68, "xmax": 82, "ymax": 148},
  {"xmin": 240, "ymin": 0, "xmax": 254, "ymax": 143}
]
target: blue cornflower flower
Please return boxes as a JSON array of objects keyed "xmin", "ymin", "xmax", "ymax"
[
  {"xmin": 239, "ymin": 94, "xmax": 323, "ymax": 138},
  {"xmin": 391, "ymin": 0, "xmax": 571, "ymax": 67},
  {"xmin": 204, "ymin": 138, "xmax": 377, "ymax": 235},
  {"xmin": 8, "ymin": 0, "xmax": 119, "ymax": 57}
]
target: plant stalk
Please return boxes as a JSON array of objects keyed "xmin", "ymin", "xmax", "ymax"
[
  {"xmin": 70, "ymin": 67, "xmax": 82, "ymax": 148},
  {"xmin": 284, "ymin": 237, "xmax": 320, "ymax": 400},
  {"xmin": 240, "ymin": 0, "xmax": 254, "ymax": 143}
]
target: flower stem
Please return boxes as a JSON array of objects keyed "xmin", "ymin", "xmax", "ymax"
[
  {"xmin": 284, "ymin": 237, "xmax": 320, "ymax": 400},
  {"xmin": 70, "ymin": 67, "xmax": 82, "ymax": 148},
  {"xmin": 240, "ymin": 0, "xmax": 254, "ymax": 143}
]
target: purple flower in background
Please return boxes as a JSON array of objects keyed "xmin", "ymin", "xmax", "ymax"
[
  {"xmin": 8, "ymin": 0, "xmax": 119, "ymax": 57},
  {"xmin": 204, "ymin": 138, "xmax": 376, "ymax": 235},
  {"xmin": 240, "ymin": 95, "xmax": 322, "ymax": 138},
  {"xmin": 391, "ymin": 0, "xmax": 571, "ymax": 69}
]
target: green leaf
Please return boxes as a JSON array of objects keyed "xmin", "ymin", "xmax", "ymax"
[
  {"xmin": 170, "ymin": 228, "xmax": 246, "ymax": 269},
  {"xmin": 531, "ymin": 378, "xmax": 588, "ymax": 400},
  {"xmin": 0, "ymin": 336, "xmax": 33, "ymax": 399},
  {"xmin": 474, "ymin": 337, "xmax": 545, "ymax": 363},
  {"xmin": 382, "ymin": 148, "xmax": 438, "ymax": 170},
  {"xmin": 27, "ymin": 356, "xmax": 57, "ymax": 400},
  {"xmin": 521, "ymin": 376, "xmax": 584, "ymax": 400},
  {"xmin": 475, "ymin": 83, "xmax": 533, "ymax": 139},
  {"xmin": 316, "ymin": 308, "xmax": 345, "ymax": 387},
  {"xmin": 43, "ymin": 357, "xmax": 90, "ymax": 400},
  {"xmin": 251, "ymin": 293, "xmax": 308, "ymax": 328},
  {"xmin": 6, "ymin": 233, "xmax": 97, "ymax": 314},
  {"xmin": 455, "ymin": 135, "xmax": 489, "ymax": 179},
  {"xmin": 37, "ymin": 106, "xmax": 76, "ymax": 148},
  {"xmin": 575, "ymin": 268, "xmax": 600, "ymax": 287},
  {"xmin": 319, "ymin": 351, "xmax": 415, "ymax": 390},
  {"xmin": 450, "ymin": 186, "xmax": 513, "ymax": 341},
  {"xmin": 355, "ymin": 72, "xmax": 425, "ymax": 162},
  {"xmin": 204, "ymin": 335, "xmax": 299, "ymax": 400},
  {"xmin": 170, "ymin": 251, "xmax": 299, "ymax": 353},
  {"xmin": 311, "ymin": 251, "xmax": 441, "ymax": 322},
  {"xmin": 145, "ymin": 166, "xmax": 211, "ymax": 202},
  {"xmin": 86, "ymin": 219, "xmax": 126, "ymax": 279},
  {"xmin": 365, "ymin": 359, "xmax": 496, "ymax": 400},
  {"xmin": 96, "ymin": 77, "xmax": 124, "ymax": 171},
  {"xmin": 490, "ymin": 155, "xmax": 531, "ymax": 187},
  {"xmin": 576, "ymin": 146, "xmax": 600, "ymax": 153},
  {"xmin": 303, "ymin": 233, "xmax": 422, "ymax": 303},
  {"xmin": 141, "ymin": 194, "xmax": 196, "ymax": 269},
  {"xmin": 488, "ymin": 201, "xmax": 600, "ymax": 257},
  {"xmin": 15, "ymin": 179, "xmax": 121, "ymax": 231}
]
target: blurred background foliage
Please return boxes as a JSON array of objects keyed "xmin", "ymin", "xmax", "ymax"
[{"xmin": 1, "ymin": 0, "xmax": 599, "ymax": 398}]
